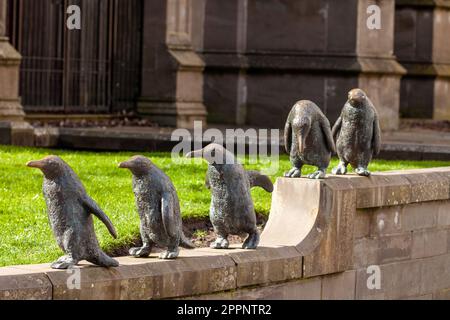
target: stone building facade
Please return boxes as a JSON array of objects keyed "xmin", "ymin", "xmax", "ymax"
[{"xmin": 0, "ymin": 0, "xmax": 448, "ymax": 133}]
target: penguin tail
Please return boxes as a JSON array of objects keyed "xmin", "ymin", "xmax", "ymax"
[
  {"xmin": 246, "ymin": 170, "xmax": 274, "ymax": 193},
  {"xmin": 180, "ymin": 232, "xmax": 196, "ymax": 249},
  {"xmin": 89, "ymin": 251, "xmax": 119, "ymax": 268}
]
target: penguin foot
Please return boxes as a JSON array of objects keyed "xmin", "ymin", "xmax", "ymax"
[
  {"xmin": 159, "ymin": 248, "xmax": 179, "ymax": 260},
  {"xmin": 355, "ymin": 167, "xmax": 371, "ymax": 177},
  {"xmin": 210, "ymin": 237, "xmax": 229, "ymax": 249},
  {"xmin": 51, "ymin": 255, "xmax": 79, "ymax": 270},
  {"xmin": 332, "ymin": 164, "xmax": 347, "ymax": 175},
  {"xmin": 284, "ymin": 167, "xmax": 301, "ymax": 178},
  {"xmin": 129, "ymin": 246, "xmax": 152, "ymax": 258},
  {"xmin": 242, "ymin": 232, "xmax": 260, "ymax": 250},
  {"xmin": 308, "ymin": 170, "xmax": 326, "ymax": 179}
]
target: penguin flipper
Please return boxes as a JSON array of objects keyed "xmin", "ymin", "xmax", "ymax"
[
  {"xmin": 82, "ymin": 196, "xmax": 118, "ymax": 239},
  {"xmin": 321, "ymin": 117, "xmax": 336, "ymax": 154},
  {"xmin": 161, "ymin": 192, "xmax": 181, "ymax": 239},
  {"xmin": 372, "ymin": 113, "xmax": 382, "ymax": 155},
  {"xmin": 284, "ymin": 118, "xmax": 292, "ymax": 154},
  {"xmin": 246, "ymin": 170, "xmax": 274, "ymax": 193},
  {"xmin": 332, "ymin": 116, "xmax": 342, "ymax": 142}
]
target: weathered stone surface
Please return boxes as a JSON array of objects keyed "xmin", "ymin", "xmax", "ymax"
[
  {"xmin": 405, "ymin": 172, "xmax": 450, "ymax": 203},
  {"xmin": 448, "ymin": 229, "xmax": 450, "ymax": 253},
  {"xmin": 401, "ymin": 202, "xmax": 438, "ymax": 231},
  {"xmin": 369, "ymin": 206, "xmax": 403, "ymax": 236},
  {"xmin": 420, "ymin": 253, "xmax": 450, "ymax": 295},
  {"xmin": 190, "ymin": 278, "xmax": 322, "ymax": 300},
  {"xmin": 10, "ymin": 121, "xmax": 35, "ymax": 147},
  {"xmin": 356, "ymin": 0, "xmax": 395, "ymax": 54},
  {"xmin": 434, "ymin": 77, "xmax": 450, "ymax": 120},
  {"xmin": 0, "ymin": 268, "xmax": 52, "ymax": 300},
  {"xmin": 395, "ymin": 2, "xmax": 450, "ymax": 120},
  {"xmin": 358, "ymin": 74, "xmax": 402, "ymax": 131},
  {"xmin": 321, "ymin": 271, "xmax": 356, "ymax": 300},
  {"xmin": 356, "ymin": 259, "xmax": 422, "ymax": 300},
  {"xmin": 438, "ymin": 202, "xmax": 450, "ymax": 226},
  {"xmin": 434, "ymin": 288, "xmax": 450, "ymax": 300},
  {"xmin": 347, "ymin": 174, "xmax": 411, "ymax": 209},
  {"xmin": 411, "ymin": 229, "xmax": 448, "ymax": 259},
  {"xmin": 353, "ymin": 234, "xmax": 412, "ymax": 269},
  {"xmin": 354, "ymin": 210, "xmax": 371, "ymax": 239},
  {"xmin": 402, "ymin": 294, "xmax": 433, "ymax": 300},
  {"xmin": 223, "ymin": 246, "xmax": 302, "ymax": 288},
  {"xmin": 138, "ymin": 0, "xmax": 207, "ymax": 128},
  {"xmin": 33, "ymin": 127, "xmax": 59, "ymax": 148},
  {"xmin": 302, "ymin": 178, "xmax": 356, "ymax": 278},
  {"xmin": 260, "ymin": 178, "xmax": 322, "ymax": 248},
  {"xmin": 44, "ymin": 251, "xmax": 237, "ymax": 300}
]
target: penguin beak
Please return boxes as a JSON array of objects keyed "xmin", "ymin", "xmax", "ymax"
[
  {"xmin": 118, "ymin": 161, "xmax": 132, "ymax": 169},
  {"xmin": 185, "ymin": 150, "xmax": 203, "ymax": 158},
  {"xmin": 349, "ymin": 91, "xmax": 364, "ymax": 103},
  {"xmin": 298, "ymin": 137, "xmax": 306, "ymax": 153},
  {"xmin": 26, "ymin": 160, "xmax": 45, "ymax": 169}
]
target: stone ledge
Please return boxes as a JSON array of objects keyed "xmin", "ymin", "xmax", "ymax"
[
  {"xmin": 201, "ymin": 53, "xmax": 406, "ymax": 75},
  {"xmin": 0, "ymin": 267, "xmax": 52, "ymax": 300},
  {"xmin": 396, "ymin": 0, "xmax": 450, "ymax": 9}
]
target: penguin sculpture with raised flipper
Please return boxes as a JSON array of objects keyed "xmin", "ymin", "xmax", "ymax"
[
  {"xmin": 186, "ymin": 144, "xmax": 273, "ymax": 250},
  {"xmin": 284, "ymin": 100, "xmax": 336, "ymax": 179},
  {"xmin": 27, "ymin": 156, "xmax": 119, "ymax": 269},
  {"xmin": 332, "ymin": 88, "xmax": 381, "ymax": 177},
  {"xmin": 119, "ymin": 156, "xmax": 194, "ymax": 260}
]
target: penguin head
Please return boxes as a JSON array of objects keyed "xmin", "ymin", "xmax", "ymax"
[
  {"xmin": 119, "ymin": 155, "xmax": 153, "ymax": 176},
  {"xmin": 348, "ymin": 88, "xmax": 368, "ymax": 107},
  {"xmin": 27, "ymin": 156, "xmax": 69, "ymax": 179},
  {"xmin": 185, "ymin": 143, "xmax": 237, "ymax": 165}
]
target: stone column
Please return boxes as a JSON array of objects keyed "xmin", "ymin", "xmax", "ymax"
[
  {"xmin": 357, "ymin": 0, "xmax": 406, "ymax": 130},
  {"xmin": 0, "ymin": 0, "xmax": 24, "ymax": 121},
  {"xmin": 138, "ymin": 0, "xmax": 207, "ymax": 128},
  {"xmin": 0, "ymin": 0, "xmax": 34, "ymax": 145},
  {"xmin": 395, "ymin": 0, "xmax": 450, "ymax": 120}
]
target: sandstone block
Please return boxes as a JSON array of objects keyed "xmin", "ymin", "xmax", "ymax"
[
  {"xmin": 0, "ymin": 268, "xmax": 52, "ymax": 300},
  {"xmin": 190, "ymin": 278, "xmax": 322, "ymax": 300},
  {"xmin": 356, "ymin": 259, "xmax": 422, "ymax": 300},
  {"xmin": 224, "ymin": 246, "xmax": 302, "ymax": 288},
  {"xmin": 353, "ymin": 233, "xmax": 412, "ymax": 268},
  {"xmin": 321, "ymin": 271, "xmax": 356, "ymax": 300},
  {"xmin": 411, "ymin": 229, "xmax": 448, "ymax": 259},
  {"xmin": 401, "ymin": 202, "xmax": 438, "ymax": 231}
]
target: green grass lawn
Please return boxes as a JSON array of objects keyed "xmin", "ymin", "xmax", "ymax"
[{"xmin": 0, "ymin": 145, "xmax": 450, "ymax": 267}]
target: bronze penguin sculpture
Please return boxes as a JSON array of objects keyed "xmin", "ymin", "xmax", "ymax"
[
  {"xmin": 27, "ymin": 156, "xmax": 119, "ymax": 269},
  {"xmin": 186, "ymin": 144, "xmax": 273, "ymax": 250},
  {"xmin": 119, "ymin": 156, "xmax": 194, "ymax": 259},
  {"xmin": 284, "ymin": 100, "xmax": 336, "ymax": 179},
  {"xmin": 332, "ymin": 89, "xmax": 381, "ymax": 176}
]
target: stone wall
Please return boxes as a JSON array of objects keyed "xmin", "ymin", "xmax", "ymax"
[
  {"xmin": 132, "ymin": 0, "xmax": 405, "ymax": 130},
  {"xmin": 200, "ymin": 0, "xmax": 405, "ymax": 131},
  {"xmin": 1, "ymin": 168, "xmax": 449, "ymax": 300}
]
